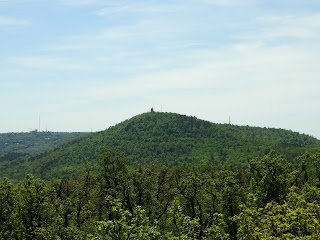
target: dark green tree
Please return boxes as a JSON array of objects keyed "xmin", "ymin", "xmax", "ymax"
[
  {"xmin": 248, "ymin": 151, "xmax": 294, "ymax": 207},
  {"xmin": 96, "ymin": 147, "xmax": 132, "ymax": 221},
  {"xmin": 17, "ymin": 174, "xmax": 59, "ymax": 240},
  {"xmin": 0, "ymin": 177, "xmax": 20, "ymax": 239}
]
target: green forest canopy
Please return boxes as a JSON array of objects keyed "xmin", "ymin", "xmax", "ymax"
[{"xmin": 1, "ymin": 148, "xmax": 320, "ymax": 239}]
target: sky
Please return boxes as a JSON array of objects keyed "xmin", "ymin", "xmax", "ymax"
[{"xmin": 1, "ymin": 0, "xmax": 320, "ymax": 139}]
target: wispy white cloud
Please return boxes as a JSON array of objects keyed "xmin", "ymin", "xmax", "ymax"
[
  {"xmin": 44, "ymin": 44, "xmax": 87, "ymax": 51},
  {"xmin": 59, "ymin": 0, "xmax": 100, "ymax": 6},
  {"xmin": 8, "ymin": 56, "xmax": 96, "ymax": 70},
  {"xmin": 97, "ymin": 20, "xmax": 186, "ymax": 42},
  {"xmin": 96, "ymin": 3, "xmax": 184, "ymax": 16},
  {"xmin": 44, "ymin": 18, "xmax": 194, "ymax": 62},
  {"xmin": 0, "ymin": 0, "xmax": 34, "ymax": 3},
  {"xmin": 198, "ymin": 0, "xmax": 251, "ymax": 6},
  {"xmin": 84, "ymin": 41, "xmax": 320, "ymax": 117},
  {"xmin": 234, "ymin": 14, "xmax": 320, "ymax": 41},
  {"xmin": 0, "ymin": 15, "xmax": 30, "ymax": 25},
  {"xmin": 0, "ymin": 81, "xmax": 24, "ymax": 88}
]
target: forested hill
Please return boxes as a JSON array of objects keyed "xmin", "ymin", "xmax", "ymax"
[
  {"xmin": 0, "ymin": 131, "xmax": 86, "ymax": 156},
  {"xmin": 1, "ymin": 112, "xmax": 319, "ymax": 181},
  {"xmin": 225, "ymin": 124, "xmax": 320, "ymax": 147},
  {"xmin": 0, "ymin": 131, "xmax": 85, "ymax": 156}
]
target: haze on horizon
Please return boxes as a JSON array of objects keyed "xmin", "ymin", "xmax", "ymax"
[{"xmin": 1, "ymin": 0, "xmax": 320, "ymax": 139}]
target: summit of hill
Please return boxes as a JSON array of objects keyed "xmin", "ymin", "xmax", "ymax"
[{"xmin": 1, "ymin": 111, "xmax": 319, "ymax": 181}]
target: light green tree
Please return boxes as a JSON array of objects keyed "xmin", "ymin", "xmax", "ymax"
[
  {"xmin": 92, "ymin": 196, "xmax": 160, "ymax": 240},
  {"xmin": 235, "ymin": 187, "xmax": 320, "ymax": 239}
]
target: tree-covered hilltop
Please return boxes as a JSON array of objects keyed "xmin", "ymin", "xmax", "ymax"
[
  {"xmin": 0, "ymin": 111, "xmax": 319, "ymax": 181},
  {"xmin": 0, "ymin": 131, "xmax": 87, "ymax": 156}
]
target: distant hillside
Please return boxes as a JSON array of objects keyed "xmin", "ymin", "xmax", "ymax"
[
  {"xmin": 0, "ymin": 112, "xmax": 319, "ymax": 181},
  {"xmin": 0, "ymin": 131, "xmax": 87, "ymax": 156},
  {"xmin": 225, "ymin": 124, "xmax": 320, "ymax": 147}
]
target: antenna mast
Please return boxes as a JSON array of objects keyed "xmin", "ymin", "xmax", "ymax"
[
  {"xmin": 229, "ymin": 116, "xmax": 231, "ymax": 125},
  {"xmin": 39, "ymin": 116, "xmax": 41, "ymax": 132}
]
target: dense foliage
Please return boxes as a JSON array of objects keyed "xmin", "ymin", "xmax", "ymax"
[
  {"xmin": 1, "ymin": 149, "xmax": 320, "ymax": 239},
  {"xmin": 225, "ymin": 124, "xmax": 320, "ymax": 147},
  {"xmin": 0, "ymin": 112, "xmax": 319, "ymax": 182}
]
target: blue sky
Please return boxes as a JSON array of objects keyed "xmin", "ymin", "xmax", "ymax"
[{"xmin": 1, "ymin": 0, "xmax": 320, "ymax": 138}]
